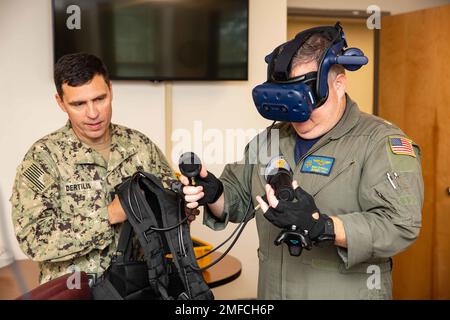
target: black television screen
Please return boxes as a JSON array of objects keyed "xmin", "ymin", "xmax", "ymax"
[{"xmin": 53, "ymin": 0, "xmax": 248, "ymax": 81}]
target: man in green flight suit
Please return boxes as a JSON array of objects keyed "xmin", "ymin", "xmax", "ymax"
[
  {"xmin": 10, "ymin": 53, "xmax": 174, "ymax": 285},
  {"xmin": 181, "ymin": 24, "xmax": 424, "ymax": 299}
]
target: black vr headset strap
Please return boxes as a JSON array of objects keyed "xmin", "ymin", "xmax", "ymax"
[
  {"xmin": 315, "ymin": 22, "xmax": 346, "ymax": 104},
  {"xmin": 272, "ymin": 39, "xmax": 304, "ymax": 81},
  {"xmin": 271, "ymin": 25, "xmax": 339, "ymax": 82},
  {"xmin": 286, "ymin": 71, "xmax": 318, "ymax": 84}
]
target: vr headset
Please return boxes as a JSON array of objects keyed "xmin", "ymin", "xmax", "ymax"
[{"xmin": 252, "ymin": 22, "xmax": 368, "ymax": 122}]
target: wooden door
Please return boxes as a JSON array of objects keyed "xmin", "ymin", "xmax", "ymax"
[
  {"xmin": 435, "ymin": 18, "xmax": 450, "ymax": 298},
  {"xmin": 378, "ymin": 4, "xmax": 450, "ymax": 299}
]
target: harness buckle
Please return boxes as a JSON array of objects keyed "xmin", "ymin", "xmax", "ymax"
[{"xmin": 87, "ymin": 273, "xmax": 104, "ymax": 288}]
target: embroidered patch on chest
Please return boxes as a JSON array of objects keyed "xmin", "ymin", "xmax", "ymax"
[
  {"xmin": 64, "ymin": 180, "xmax": 103, "ymax": 193},
  {"xmin": 301, "ymin": 156, "xmax": 335, "ymax": 176}
]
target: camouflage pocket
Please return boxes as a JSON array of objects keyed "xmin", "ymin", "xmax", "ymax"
[{"xmin": 61, "ymin": 188, "xmax": 105, "ymax": 219}]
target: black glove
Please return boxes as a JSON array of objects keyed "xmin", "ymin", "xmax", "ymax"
[
  {"xmin": 194, "ymin": 170, "xmax": 224, "ymax": 205},
  {"xmin": 263, "ymin": 186, "xmax": 330, "ymax": 241}
]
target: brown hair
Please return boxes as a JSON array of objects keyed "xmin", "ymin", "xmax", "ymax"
[{"xmin": 54, "ymin": 53, "xmax": 110, "ymax": 98}]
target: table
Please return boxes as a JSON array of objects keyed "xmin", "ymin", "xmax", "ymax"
[{"xmin": 202, "ymin": 251, "xmax": 242, "ymax": 288}]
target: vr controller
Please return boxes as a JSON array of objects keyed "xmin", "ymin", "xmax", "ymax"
[
  {"xmin": 265, "ymin": 156, "xmax": 313, "ymax": 256},
  {"xmin": 274, "ymin": 225, "xmax": 312, "ymax": 256}
]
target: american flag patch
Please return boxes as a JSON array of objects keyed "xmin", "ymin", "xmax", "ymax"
[
  {"xmin": 23, "ymin": 163, "xmax": 49, "ymax": 192},
  {"xmin": 389, "ymin": 136, "xmax": 416, "ymax": 157}
]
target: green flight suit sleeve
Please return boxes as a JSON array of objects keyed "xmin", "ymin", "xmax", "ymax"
[
  {"xmin": 337, "ymin": 134, "xmax": 423, "ymax": 268},
  {"xmin": 10, "ymin": 147, "xmax": 114, "ymax": 263},
  {"xmin": 203, "ymin": 153, "xmax": 255, "ymax": 231}
]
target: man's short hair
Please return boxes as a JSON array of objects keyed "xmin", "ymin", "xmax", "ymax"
[
  {"xmin": 290, "ymin": 34, "xmax": 345, "ymax": 78},
  {"xmin": 54, "ymin": 53, "xmax": 110, "ymax": 98}
]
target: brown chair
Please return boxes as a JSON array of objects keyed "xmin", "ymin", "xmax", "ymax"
[{"xmin": 16, "ymin": 272, "xmax": 91, "ymax": 300}]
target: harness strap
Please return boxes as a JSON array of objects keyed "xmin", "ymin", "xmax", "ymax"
[{"xmin": 115, "ymin": 171, "xmax": 214, "ymax": 300}]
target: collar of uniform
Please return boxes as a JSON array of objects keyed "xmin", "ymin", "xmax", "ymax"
[
  {"xmin": 323, "ymin": 94, "xmax": 361, "ymax": 141},
  {"xmin": 62, "ymin": 121, "xmax": 137, "ymax": 170},
  {"xmin": 276, "ymin": 94, "xmax": 361, "ymax": 170},
  {"xmin": 63, "ymin": 120, "xmax": 107, "ymax": 167}
]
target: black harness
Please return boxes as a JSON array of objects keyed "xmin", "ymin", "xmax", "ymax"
[{"xmin": 92, "ymin": 171, "xmax": 214, "ymax": 300}]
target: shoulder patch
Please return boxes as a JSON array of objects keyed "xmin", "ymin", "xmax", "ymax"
[
  {"xmin": 22, "ymin": 162, "xmax": 55, "ymax": 193},
  {"xmin": 388, "ymin": 136, "xmax": 416, "ymax": 158}
]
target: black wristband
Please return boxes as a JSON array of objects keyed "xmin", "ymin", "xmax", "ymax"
[
  {"xmin": 210, "ymin": 180, "xmax": 224, "ymax": 203},
  {"xmin": 312, "ymin": 214, "xmax": 335, "ymax": 247},
  {"xmin": 195, "ymin": 171, "xmax": 224, "ymax": 205}
]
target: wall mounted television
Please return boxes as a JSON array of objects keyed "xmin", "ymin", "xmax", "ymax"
[{"xmin": 53, "ymin": 0, "xmax": 249, "ymax": 81}]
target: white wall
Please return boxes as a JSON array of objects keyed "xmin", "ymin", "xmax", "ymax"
[
  {"xmin": 0, "ymin": 0, "xmax": 287, "ymax": 300},
  {"xmin": 287, "ymin": 0, "xmax": 450, "ymax": 15},
  {"xmin": 0, "ymin": 0, "xmax": 166, "ymax": 256}
]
